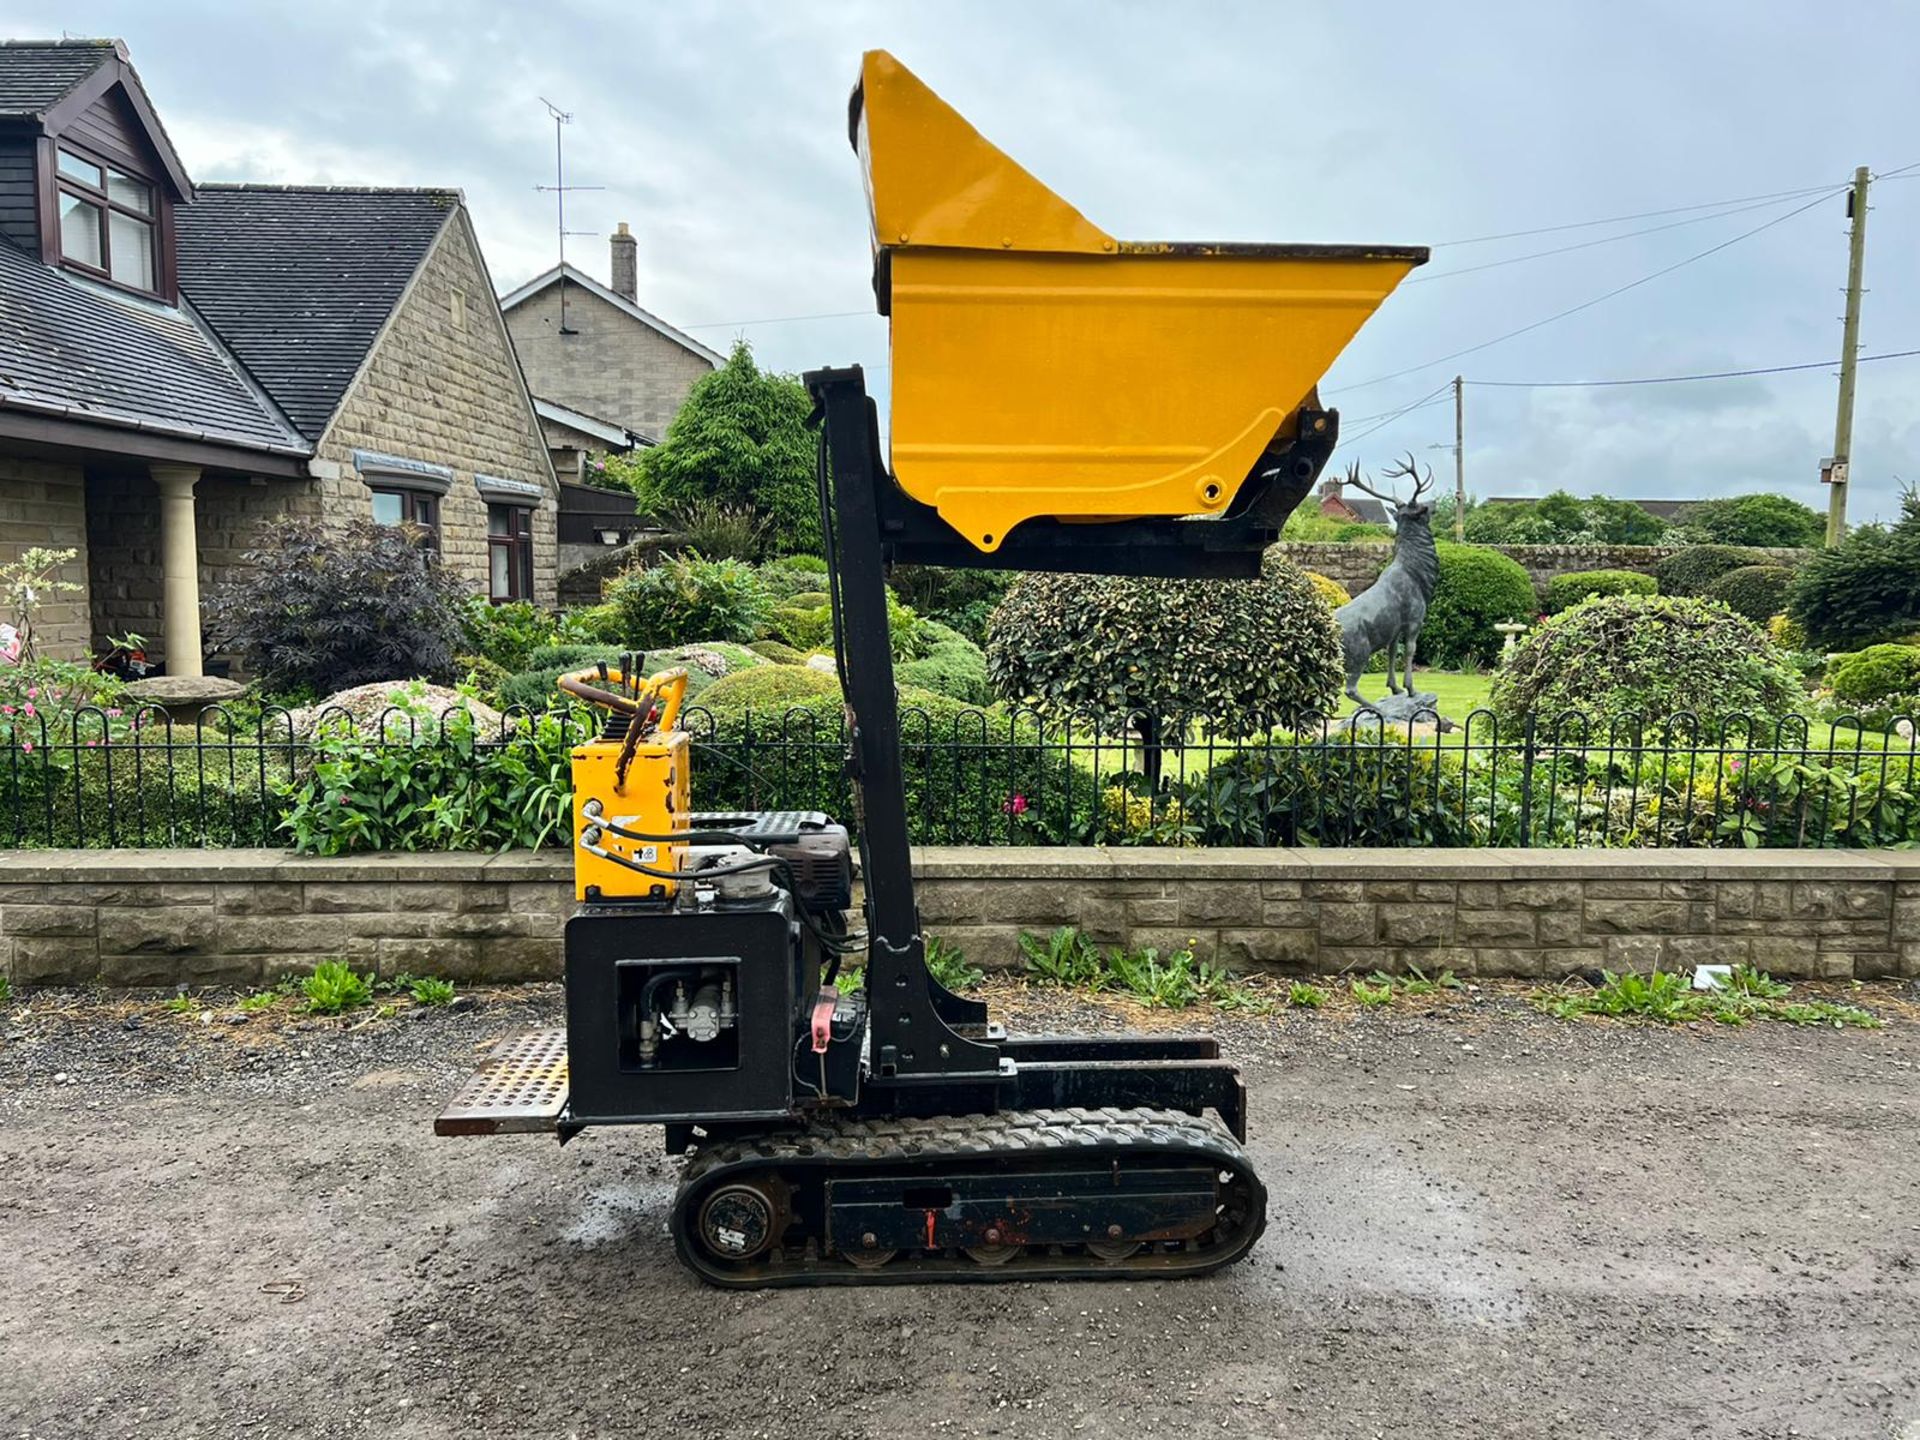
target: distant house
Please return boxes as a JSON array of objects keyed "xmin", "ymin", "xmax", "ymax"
[
  {"xmin": 1314, "ymin": 477, "xmax": 1389, "ymax": 526},
  {"xmin": 501, "ymin": 226, "xmax": 722, "ymax": 462},
  {"xmin": 0, "ymin": 39, "xmax": 558, "ymax": 675}
]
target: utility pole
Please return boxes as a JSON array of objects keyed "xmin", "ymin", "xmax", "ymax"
[
  {"xmin": 1452, "ymin": 374, "xmax": 1466, "ymax": 542},
  {"xmin": 1825, "ymin": 166, "xmax": 1870, "ymax": 547}
]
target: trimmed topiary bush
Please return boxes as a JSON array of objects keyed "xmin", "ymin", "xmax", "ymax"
[
  {"xmin": 1489, "ymin": 593, "xmax": 1804, "ymax": 737},
  {"xmin": 896, "ymin": 621, "xmax": 990, "ymax": 705},
  {"xmin": 1827, "ymin": 644, "xmax": 1920, "ymax": 707},
  {"xmin": 988, "ymin": 558, "xmax": 1342, "ymax": 756},
  {"xmin": 1418, "ymin": 543, "xmax": 1538, "ymax": 669},
  {"xmin": 747, "ymin": 639, "xmax": 806, "ymax": 664},
  {"xmin": 689, "ymin": 667, "xmax": 1096, "ymax": 843},
  {"xmin": 758, "ymin": 554, "xmax": 831, "ymax": 601},
  {"xmin": 1652, "ymin": 544, "xmax": 1764, "ymax": 597},
  {"xmin": 1544, "ymin": 568, "xmax": 1657, "ymax": 614},
  {"xmin": 604, "ymin": 554, "xmax": 770, "ymax": 649},
  {"xmin": 1303, "ymin": 571, "xmax": 1352, "ymax": 609},
  {"xmin": 1704, "ymin": 564, "xmax": 1794, "ymax": 624}
]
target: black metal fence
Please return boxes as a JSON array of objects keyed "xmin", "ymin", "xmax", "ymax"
[{"xmin": 3, "ymin": 700, "xmax": 1917, "ymax": 852}]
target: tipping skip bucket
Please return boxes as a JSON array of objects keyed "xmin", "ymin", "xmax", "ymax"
[{"xmin": 852, "ymin": 51, "xmax": 1428, "ymax": 554}]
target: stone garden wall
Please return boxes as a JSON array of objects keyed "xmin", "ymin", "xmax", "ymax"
[
  {"xmin": 4, "ymin": 847, "xmax": 1915, "ymax": 987},
  {"xmin": 1271, "ymin": 543, "xmax": 1810, "ymax": 604}
]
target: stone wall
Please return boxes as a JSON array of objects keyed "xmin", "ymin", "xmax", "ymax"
[
  {"xmin": 1271, "ymin": 542, "xmax": 1810, "ymax": 604},
  {"xmin": 505, "ymin": 281, "xmax": 715, "ymax": 442},
  {"xmin": 5, "ymin": 847, "xmax": 1915, "ymax": 987},
  {"xmin": 317, "ymin": 208, "xmax": 560, "ymax": 607},
  {"xmin": 0, "ymin": 456, "xmax": 90, "ymax": 658}
]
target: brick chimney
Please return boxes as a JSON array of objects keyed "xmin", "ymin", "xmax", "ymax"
[{"xmin": 610, "ymin": 222, "xmax": 637, "ymax": 301}]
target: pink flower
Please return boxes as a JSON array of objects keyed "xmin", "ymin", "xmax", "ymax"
[
  {"xmin": 1002, "ymin": 792, "xmax": 1029, "ymax": 816},
  {"xmin": 19, "ymin": 740, "xmax": 31, "ymax": 753},
  {"xmin": 85, "ymin": 739, "xmax": 98, "ymax": 748},
  {"xmin": 106, "ymin": 707, "xmax": 123, "ymax": 719},
  {"xmin": 25, "ymin": 686, "xmax": 37, "ymax": 700},
  {"xmin": 20, "ymin": 703, "xmax": 33, "ymax": 717},
  {"xmin": 0, "ymin": 705, "xmax": 12, "ymax": 716}
]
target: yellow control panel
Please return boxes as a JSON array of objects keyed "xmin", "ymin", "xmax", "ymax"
[{"xmin": 562, "ymin": 667, "xmax": 690, "ymax": 902}]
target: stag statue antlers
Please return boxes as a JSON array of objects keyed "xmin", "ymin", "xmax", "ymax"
[{"xmin": 1330, "ymin": 456, "xmax": 1440, "ymax": 711}]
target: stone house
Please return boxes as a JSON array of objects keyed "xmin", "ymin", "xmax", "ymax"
[
  {"xmin": 0, "ymin": 38, "xmax": 558, "ymax": 676},
  {"xmin": 501, "ymin": 224, "xmax": 722, "ymax": 469}
]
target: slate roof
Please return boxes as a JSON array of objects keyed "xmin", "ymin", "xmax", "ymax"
[
  {"xmin": 177, "ymin": 186, "xmax": 457, "ymax": 440},
  {"xmin": 0, "ymin": 238, "xmax": 306, "ymax": 454},
  {"xmin": 0, "ymin": 39, "xmax": 116, "ymax": 117}
]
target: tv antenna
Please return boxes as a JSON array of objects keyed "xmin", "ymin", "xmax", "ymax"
[{"xmin": 535, "ymin": 97, "xmax": 603, "ymax": 335}]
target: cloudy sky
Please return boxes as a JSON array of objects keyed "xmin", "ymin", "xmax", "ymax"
[{"xmin": 14, "ymin": 1, "xmax": 1919, "ymax": 520}]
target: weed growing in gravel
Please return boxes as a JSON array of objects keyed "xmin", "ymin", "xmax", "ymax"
[
  {"xmin": 409, "ymin": 977, "xmax": 456, "ymax": 1006},
  {"xmin": 1017, "ymin": 927, "xmax": 1266, "ymax": 1011},
  {"xmin": 0, "ymin": 975, "xmax": 13, "ymax": 1005},
  {"xmin": 925, "ymin": 936, "xmax": 984, "ymax": 992},
  {"xmin": 1536, "ymin": 968, "xmax": 1880, "ymax": 1029},
  {"xmin": 235, "ymin": 991, "xmax": 279, "ymax": 1013},
  {"xmin": 1019, "ymin": 926, "xmax": 1108, "ymax": 990},
  {"xmin": 1351, "ymin": 977, "xmax": 1394, "ymax": 1010},
  {"xmin": 163, "ymin": 994, "xmax": 201, "ymax": 1015},
  {"xmin": 303, "ymin": 960, "xmax": 374, "ymax": 1016},
  {"xmin": 1287, "ymin": 981, "xmax": 1328, "ymax": 1009}
]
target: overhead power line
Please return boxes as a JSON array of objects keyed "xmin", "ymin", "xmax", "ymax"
[
  {"xmin": 1429, "ymin": 182, "xmax": 1844, "ymax": 247},
  {"xmin": 1466, "ymin": 347, "xmax": 1920, "ymax": 390},
  {"xmin": 681, "ymin": 308, "xmax": 874, "ymax": 330},
  {"xmin": 1336, "ymin": 186, "xmax": 1846, "ymax": 395},
  {"xmin": 1404, "ymin": 190, "xmax": 1831, "ymax": 286}
]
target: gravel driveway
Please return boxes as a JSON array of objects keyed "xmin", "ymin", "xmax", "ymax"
[{"xmin": 2, "ymin": 981, "xmax": 1917, "ymax": 1439}]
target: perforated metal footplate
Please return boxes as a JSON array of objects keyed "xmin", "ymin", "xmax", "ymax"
[{"xmin": 435, "ymin": 1029, "xmax": 568, "ymax": 1136}]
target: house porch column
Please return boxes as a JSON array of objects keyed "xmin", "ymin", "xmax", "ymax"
[{"xmin": 152, "ymin": 464, "xmax": 204, "ymax": 678}]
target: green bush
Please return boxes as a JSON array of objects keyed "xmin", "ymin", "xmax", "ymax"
[
  {"xmin": 758, "ymin": 554, "xmax": 831, "ymax": 601},
  {"xmin": 888, "ymin": 565, "xmax": 1013, "ymax": 646},
  {"xmin": 555, "ymin": 602, "xmax": 626, "ymax": 645},
  {"xmin": 1652, "ymin": 544, "xmax": 1764, "ymax": 597},
  {"xmin": 896, "ymin": 621, "xmax": 990, "ymax": 704},
  {"xmin": 1828, "ymin": 644, "xmax": 1920, "ymax": 707},
  {"xmin": 1489, "ymin": 593, "xmax": 1803, "ymax": 737},
  {"xmin": 770, "ymin": 603, "xmax": 831, "ymax": 651},
  {"xmin": 747, "ymin": 639, "xmax": 806, "ymax": 664},
  {"xmin": 1418, "ymin": 543, "xmax": 1538, "ymax": 669},
  {"xmin": 1181, "ymin": 743, "xmax": 1472, "ymax": 847},
  {"xmin": 527, "ymin": 643, "xmax": 626, "ymax": 672},
  {"xmin": 1681, "ymin": 493, "xmax": 1823, "ymax": 549},
  {"xmin": 1544, "ymin": 569, "xmax": 1657, "ymax": 614},
  {"xmin": 458, "ymin": 598, "xmax": 557, "ymax": 673},
  {"xmin": 604, "ymin": 554, "xmax": 770, "ymax": 649},
  {"xmin": 690, "ymin": 667, "xmax": 1097, "ymax": 844},
  {"xmin": 279, "ymin": 705, "xmax": 582, "ymax": 855},
  {"xmin": 1787, "ymin": 492, "xmax": 1920, "ymax": 650},
  {"xmin": 1704, "ymin": 564, "xmax": 1795, "ymax": 624},
  {"xmin": 663, "ymin": 499, "xmax": 767, "ymax": 562},
  {"xmin": 987, "ymin": 557, "xmax": 1342, "ymax": 762},
  {"xmin": 630, "ymin": 340, "xmax": 821, "ymax": 555}
]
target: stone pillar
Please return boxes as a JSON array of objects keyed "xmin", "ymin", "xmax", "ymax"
[
  {"xmin": 151, "ymin": 464, "xmax": 203, "ymax": 678},
  {"xmin": 610, "ymin": 221, "xmax": 637, "ymax": 300}
]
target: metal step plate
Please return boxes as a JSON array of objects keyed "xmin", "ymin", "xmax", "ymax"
[{"xmin": 435, "ymin": 1029, "xmax": 569, "ymax": 1136}]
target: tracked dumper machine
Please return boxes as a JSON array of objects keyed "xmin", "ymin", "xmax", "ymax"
[{"xmin": 436, "ymin": 51, "xmax": 1426, "ymax": 1286}]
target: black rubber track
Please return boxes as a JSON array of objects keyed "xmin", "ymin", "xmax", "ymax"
[{"xmin": 671, "ymin": 1106, "xmax": 1267, "ymax": 1287}]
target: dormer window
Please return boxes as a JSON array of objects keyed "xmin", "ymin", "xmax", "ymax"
[{"xmin": 54, "ymin": 144, "xmax": 158, "ymax": 294}]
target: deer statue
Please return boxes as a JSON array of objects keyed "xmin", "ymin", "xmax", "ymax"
[{"xmin": 1330, "ymin": 456, "xmax": 1439, "ymax": 711}]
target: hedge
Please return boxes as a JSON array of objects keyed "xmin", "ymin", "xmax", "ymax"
[{"xmin": 1544, "ymin": 568, "xmax": 1657, "ymax": 614}]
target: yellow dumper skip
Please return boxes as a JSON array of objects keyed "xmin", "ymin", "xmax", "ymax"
[{"xmin": 853, "ymin": 51, "xmax": 1428, "ymax": 553}]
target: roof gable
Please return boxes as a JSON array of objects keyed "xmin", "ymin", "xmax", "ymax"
[
  {"xmin": 177, "ymin": 186, "xmax": 457, "ymax": 439},
  {"xmin": 500, "ymin": 263, "xmax": 723, "ymax": 366},
  {"xmin": 0, "ymin": 40, "xmax": 193, "ymax": 199}
]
